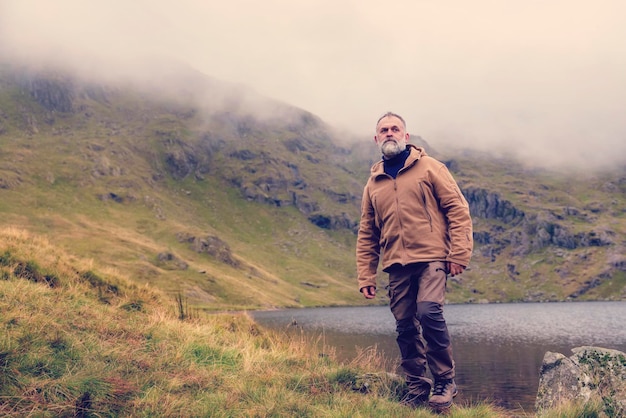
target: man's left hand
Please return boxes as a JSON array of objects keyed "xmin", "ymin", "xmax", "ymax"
[{"xmin": 447, "ymin": 262, "xmax": 465, "ymax": 277}]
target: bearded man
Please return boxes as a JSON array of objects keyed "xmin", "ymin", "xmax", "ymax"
[{"xmin": 356, "ymin": 112, "xmax": 473, "ymax": 410}]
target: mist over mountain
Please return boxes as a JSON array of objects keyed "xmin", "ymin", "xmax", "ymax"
[
  {"xmin": 3, "ymin": 1, "xmax": 626, "ymax": 172},
  {"xmin": 1, "ymin": 59, "xmax": 625, "ymax": 309}
]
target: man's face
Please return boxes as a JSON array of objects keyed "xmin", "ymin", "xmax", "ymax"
[{"xmin": 374, "ymin": 116, "xmax": 409, "ymax": 158}]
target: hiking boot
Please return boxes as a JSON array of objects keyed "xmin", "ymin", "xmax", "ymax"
[
  {"xmin": 400, "ymin": 390, "xmax": 429, "ymax": 408},
  {"xmin": 428, "ymin": 378, "xmax": 458, "ymax": 408}
]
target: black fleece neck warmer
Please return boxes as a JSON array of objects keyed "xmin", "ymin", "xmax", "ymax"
[{"xmin": 383, "ymin": 148, "xmax": 410, "ymax": 179}]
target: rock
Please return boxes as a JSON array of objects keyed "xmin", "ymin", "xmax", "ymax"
[
  {"xmin": 463, "ymin": 187, "xmax": 525, "ymax": 225},
  {"xmin": 22, "ymin": 74, "xmax": 75, "ymax": 113},
  {"xmin": 156, "ymin": 252, "xmax": 188, "ymax": 270},
  {"xmin": 177, "ymin": 232, "xmax": 240, "ymax": 268},
  {"xmin": 536, "ymin": 346, "xmax": 626, "ymax": 415}
]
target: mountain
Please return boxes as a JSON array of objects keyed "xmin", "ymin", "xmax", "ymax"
[{"xmin": 0, "ymin": 61, "xmax": 624, "ymax": 310}]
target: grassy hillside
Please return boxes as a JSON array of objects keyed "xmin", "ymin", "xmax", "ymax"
[
  {"xmin": 0, "ymin": 227, "xmax": 605, "ymax": 417},
  {"xmin": 451, "ymin": 151, "xmax": 626, "ymax": 302},
  {"xmin": 0, "ymin": 63, "xmax": 366, "ymax": 311},
  {"xmin": 0, "ymin": 61, "xmax": 625, "ymax": 312}
]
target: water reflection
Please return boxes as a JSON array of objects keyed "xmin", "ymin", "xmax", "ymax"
[{"xmin": 252, "ymin": 302, "xmax": 626, "ymax": 412}]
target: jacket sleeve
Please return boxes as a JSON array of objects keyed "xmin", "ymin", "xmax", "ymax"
[
  {"xmin": 356, "ymin": 182, "xmax": 380, "ymax": 291},
  {"xmin": 432, "ymin": 165, "xmax": 473, "ymax": 267}
]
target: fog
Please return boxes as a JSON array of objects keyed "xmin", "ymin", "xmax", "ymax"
[{"xmin": 1, "ymin": 0, "xmax": 625, "ymax": 169}]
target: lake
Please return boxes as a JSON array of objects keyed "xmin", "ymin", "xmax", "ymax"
[{"xmin": 251, "ymin": 301, "xmax": 626, "ymax": 413}]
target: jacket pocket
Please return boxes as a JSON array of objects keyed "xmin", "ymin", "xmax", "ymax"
[
  {"xmin": 418, "ymin": 182, "xmax": 433, "ymax": 232},
  {"xmin": 373, "ymin": 195, "xmax": 384, "ymax": 231}
]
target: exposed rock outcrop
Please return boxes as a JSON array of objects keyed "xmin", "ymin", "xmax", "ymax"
[
  {"xmin": 525, "ymin": 214, "xmax": 615, "ymax": 251},
  {"xmin": 21, "ymin": 73, "xmax": 75, "ymax": 113},
  {"xmin": 308, "ymin": 212, "xmax": 358, "ymax": 231},
  {"xmin": 177, "ymin": 232, "xmax": 239, "ymax": 267},
  {"xmin": 156, "ymin": 252, "xmax": 189, "ymax": 271},
  {"xmin": 536, "ymin": 346, "xmax": 626, "ymax": 416},
  {"xmin": 463, "ymin": 187, "xmax": 525, "ymax": 225}
]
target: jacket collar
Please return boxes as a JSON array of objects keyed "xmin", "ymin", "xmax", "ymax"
[{"xmin": 371, "ymin": 144, "xmax": 427, "ymax": 177}]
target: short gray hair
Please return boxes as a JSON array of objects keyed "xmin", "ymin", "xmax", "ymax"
[{"xmin": 376, "ymin": 112, "xmax": 406, "ymax": 129}]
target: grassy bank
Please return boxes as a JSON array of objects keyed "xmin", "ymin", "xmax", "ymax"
[{"xmin": 0, "ymin": 228, "xmax": 601, "ymax": 417}]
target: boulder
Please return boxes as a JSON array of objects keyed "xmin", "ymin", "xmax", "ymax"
[{"xmin": 536, "ymin": 346, "xmax": 626, "ymax": 415}]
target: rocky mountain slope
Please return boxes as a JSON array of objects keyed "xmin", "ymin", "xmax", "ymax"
[{"xmin": 1, "ymin": 61, "xmax": 624, "ymax": 309}]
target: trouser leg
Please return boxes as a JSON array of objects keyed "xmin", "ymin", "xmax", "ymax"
[
  {"xmin": 416, "ymin": 262, "xmax": 455, "ymax": 380},
  {"xmin": 388, "ymin": 264, "xmax": 431, "ymax": 393},
  {"xmin": 417, "ymin": 301, "xmax": 455, "ymax": 379},
  {"xmin": 396, "ymin": 317, "xmax": 432, "ymax": 393}
]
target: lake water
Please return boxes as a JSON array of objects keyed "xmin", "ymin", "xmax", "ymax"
[{"xmin": 251, "ymin": 301, "xmax": 626, "ymax": 413}]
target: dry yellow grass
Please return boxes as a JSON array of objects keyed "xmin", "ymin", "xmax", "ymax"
[{"xmin": 0, "ymin": 228, "xmax": 599, "ymax": 417}]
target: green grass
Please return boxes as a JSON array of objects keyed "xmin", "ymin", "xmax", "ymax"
[
  {"xmin": 1, "ymin": 62, "xmax": 625, "ymax": 313},
  {"xmin": 2, "ymin": 227, "xmax": 542, "ymax": 417},
  {"xmin": 0, "ymin": 110, "xmax": 363, "ymax": 310},
  {"xmin": 1, "ymin": 227, "xmax": 607, "ymax": 417}
]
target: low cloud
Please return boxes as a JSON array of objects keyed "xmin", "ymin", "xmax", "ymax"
[{"xmin": 1, "ymin": 0, "xmax": 625, "ymax": 169}]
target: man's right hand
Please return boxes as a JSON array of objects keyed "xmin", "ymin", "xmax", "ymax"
[{"xmin": 361, "ymin": 286, "xmax": 376, "ymax": 299}]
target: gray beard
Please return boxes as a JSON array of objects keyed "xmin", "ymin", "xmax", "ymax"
[{"xmin": 380, "ymin": 140, "xmax": 405, "ymax": 158}]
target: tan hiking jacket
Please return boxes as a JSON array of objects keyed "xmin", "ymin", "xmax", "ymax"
[{"xmin": 356, "ymin": 144, "xmax": 473, "ymax": 291}]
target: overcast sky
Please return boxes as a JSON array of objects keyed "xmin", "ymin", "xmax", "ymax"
[{"xmin": 1, "ymin": 0, "xmax": 625, "ymax": 169}]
